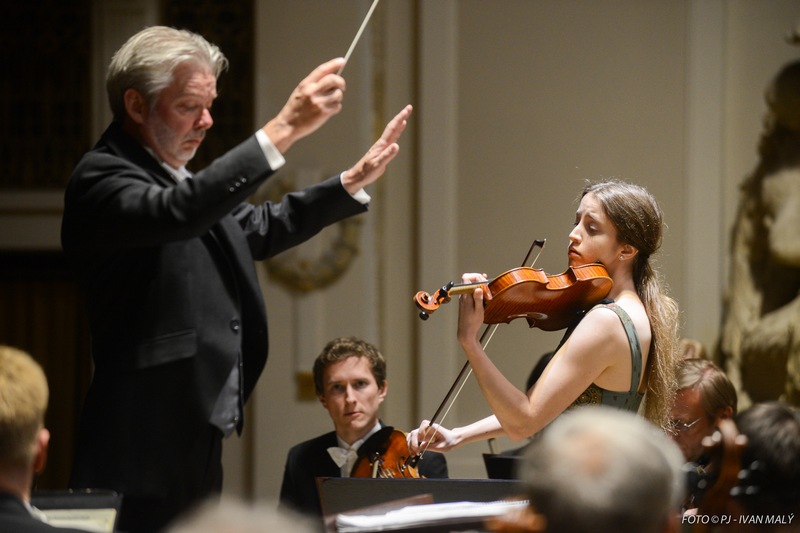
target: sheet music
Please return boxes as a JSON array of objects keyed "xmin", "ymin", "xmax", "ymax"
[
  {"xmin": 335, "ymin": 499, "xmax": 529, "ymax": 532},
  {"xmin": 41, "ymin": 508, "xmax": 118, "ymax": 533}
]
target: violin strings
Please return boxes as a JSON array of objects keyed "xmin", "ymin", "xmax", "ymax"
[{"xmin": 338, "ymin": 0, "xmax": 381, "ymax": 75}]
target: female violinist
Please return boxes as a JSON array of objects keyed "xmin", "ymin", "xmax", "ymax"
[
  {"xmin": 278, "ymin": 337, "xmax": 448, "ymax": 517},
  {"xmin": 407, "ymin": 179, "xmax": 680, "ymax": 454}
]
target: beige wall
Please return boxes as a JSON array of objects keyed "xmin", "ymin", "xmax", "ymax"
[
  {"xmin": 4, "ymin": 0, "xmax": 800, "ymax": 502},
  {"xmin": 242, "ymin": 0, "xmax": 800, "ymax": 498}
]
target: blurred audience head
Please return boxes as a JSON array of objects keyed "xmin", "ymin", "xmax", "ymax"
[
  {"xmin": 520, "ymin": 406, "xmax": 685, "ymax": 533},
  {"xmin": 0, "ymin": 345, "xmax": 51, "ymax": 501},
  {"xmin": 167, "ymin": 496, "xmax": 317, "ymax": 533},
  {"xmin": 732, "ymin": 402, "xmax": 800, "ymax": 518}
]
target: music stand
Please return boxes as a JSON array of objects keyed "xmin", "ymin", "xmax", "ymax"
[
  {"xmin": 31, "ymin": 489, "xmax": 121, "ymax": 532},
  {"xmin": 483, "ymin": 453, "xmax": 524, "ymax": 480},
  {"xmin": 316, "ymin": 477, "xmax": 526, "ymax": 517}
]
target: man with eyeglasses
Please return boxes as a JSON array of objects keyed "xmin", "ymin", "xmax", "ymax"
[{"xmin": 668, "ymin": 358, "xmax": 738, "ymax": 462}]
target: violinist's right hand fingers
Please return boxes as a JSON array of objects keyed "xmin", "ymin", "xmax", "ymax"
[
  {"xmin": 407, "ymin": 420, "xmax": 435, "ymax": 452},
  {"xmin": 407, "ymin": 421, "xmax": 428, "ymax": 453}
]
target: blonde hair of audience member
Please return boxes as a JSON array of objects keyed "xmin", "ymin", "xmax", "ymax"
[
  {"xmin": 670, "ymin": 358, "xmax": 737, "ymax": 462},
  {"xmin": 678, "ymin": 338, "xmax": 708, "ymax": 360},
  {"xmin": 520, "ymin": 406, "xmax": 685, "ymax": 533},
  {"xmin": 0, "ymin": 345, "xmax": 50, "ymax": 501},
  {"xmin": 167, "ymin": 497, "xmax": 317, "ymax": 533}
]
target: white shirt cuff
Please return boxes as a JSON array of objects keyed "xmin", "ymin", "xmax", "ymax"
[
  {"xmin": 344, "ymin": 176, "xmax": 371, "ymax": 205},
  {"xmin": 255, "ymin": 130, "xmax": 368, "ymax": 205},
  {"xmin": 255, "ymin": 129, "xmax": 285, "ymax": 171}
]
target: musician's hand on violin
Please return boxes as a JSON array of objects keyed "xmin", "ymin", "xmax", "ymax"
[
  {"xmin": 457, "ymin": 272, "xmax": 489, "ymax": 346},
  {"xmin": 407, "ymin": 420, "xmax": 458, "ymax": 454}
]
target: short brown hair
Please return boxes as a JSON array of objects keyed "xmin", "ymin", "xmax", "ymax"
[{"xmin": 313, "ymin": 337, "xmax": 386, "ymax": 396}]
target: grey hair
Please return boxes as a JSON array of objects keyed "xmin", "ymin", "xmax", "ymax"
[
  {"xmin": 106, "ymin": 26, "xmax": 228, "ymax": 121},
  {"xmin": 167, "ymin": 497, "xmax": 317, "ymax": 533},
  {"xmin": 520, "ymin": 406, "xmax": 685, "ymax": 533}
]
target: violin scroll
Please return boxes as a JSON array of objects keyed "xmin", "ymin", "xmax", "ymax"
[{"xmin": 414, "ymin": 280, "xmax": 469, "ymax": 320}]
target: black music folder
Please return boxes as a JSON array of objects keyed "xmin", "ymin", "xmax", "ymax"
[{"xmin": 316, "ymin": 477, "xmax": 526, "ymax": 517}]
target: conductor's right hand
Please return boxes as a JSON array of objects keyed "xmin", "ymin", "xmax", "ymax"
[
  {"xmin": 262, "ymin": 57, "xmax": 347, "ymax": 153},
  {"xmin": 407, "ymin": 420, "xmax": 459, "ymax": 454}
]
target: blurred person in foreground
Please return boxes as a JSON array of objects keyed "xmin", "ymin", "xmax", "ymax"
[
  {"xmin": 518, "ymin": 406, "xmax": 685, "ymax": 533},
  {"xmin": 167, "ymin": 496, "xmax": 316, "ymax": 533},
  {"xmin": 724, "ymin": 402, "xmax": 800, "ymax": 531},
  {"xmin": 0, "ymin": 345, "xmax": 88, "ymax": 533}
]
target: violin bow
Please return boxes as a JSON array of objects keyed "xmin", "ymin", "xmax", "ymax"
[
  {"xmin": 337, "ymin": 0, "xmax": 381, "ymax": 75},
  {"xmin": 412, "ymin": 239, "xmax": 546, "ymax": 463}
]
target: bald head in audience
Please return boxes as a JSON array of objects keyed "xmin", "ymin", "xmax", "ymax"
[
  {"xmin": 519, "ymin": 406, "xmax": 685, "ymax": 533},
  {"xmin": 167, "ymin": 497, "xmax": 316, "ymax": 533}
]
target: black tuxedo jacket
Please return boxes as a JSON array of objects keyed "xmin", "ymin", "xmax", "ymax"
[
  {"xmin": 279, "ymin": 427, "xmax": 449, "ymax": 517},
  {"xmin": 0, "ymin": 493, "xmax": 89, "ymax": 533},
  {"xmin": 62, "ymin": 121, "xmax": 366, "ymax": 502}
]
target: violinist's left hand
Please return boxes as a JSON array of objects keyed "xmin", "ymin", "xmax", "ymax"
[{"xmin": 457, "ymin": 272, "xmax": 489, "ymax": 346}]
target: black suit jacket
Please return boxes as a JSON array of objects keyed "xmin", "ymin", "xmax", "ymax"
[
  {"xmin": 62, "ymin": 122, "xmax": 366, "ymax": 502},
  {"xmin": 0, "ymin": 493, "xmax": 89, "ymax": 533},
  {"xmin": 279, "ymin": 427, "xmax": 449, "ymax": 517}
]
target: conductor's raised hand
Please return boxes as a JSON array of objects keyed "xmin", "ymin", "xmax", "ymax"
[
  {"xmin": 341, "ymin": 105, "xmax": 413, "ymax": 195},
  {"xmin": 262, "ymin": 57, "xmax": 347, "ymax": 153}
]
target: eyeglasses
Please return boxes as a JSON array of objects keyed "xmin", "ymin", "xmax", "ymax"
[{"xmin": 667, "ymin": 416, "xmax": 704, "ymax": 434}]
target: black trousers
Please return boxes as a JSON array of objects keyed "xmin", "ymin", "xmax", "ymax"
[{"xmin": 117, "ymin": 425, "xmax": 224, "ymax": 533}]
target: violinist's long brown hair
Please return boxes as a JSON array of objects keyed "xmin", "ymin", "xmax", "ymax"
[{"xmin": 581, "ymin": 180, "xmax": 680, "ymax": 429}]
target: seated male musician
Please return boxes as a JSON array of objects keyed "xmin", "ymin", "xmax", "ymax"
[
  {"xmin": 669, "ymin": 358, "xmax": 737, "ymax": 463},
  {"xmin": 279, "ymin": 337, "xmax": 448, "ymax": 517}
]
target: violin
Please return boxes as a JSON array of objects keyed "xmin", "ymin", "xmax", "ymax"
[
  {"xmin": 687, "ymin": 418, "xmax": 747, "ymax": 533},
  {"xmin": 414, "ymin": 263, "xmax": 613, "ymax": 331},
  {"xmin": 409, "ymin": 239, "xmax": 614, "ymax": 466},
  {"xmin": 350, "ymin": 426, "xmax": 421, "ymax": 478}
]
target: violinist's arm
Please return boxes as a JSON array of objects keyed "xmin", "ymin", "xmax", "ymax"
[
  {"xmin": 407, "ymin": 415, "xmax": 505, "ymax": 454},
  {"xmin": 408, "ymin": 308, "xmax": 622, "ymax": 452},
  {"xmin": 461, "ymin": 288, "xmax": 622, "ymax": 440}
]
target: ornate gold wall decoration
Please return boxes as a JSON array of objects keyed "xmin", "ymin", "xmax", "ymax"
[{"xmin": 259, "ymin": 173, "xmax": 363, "ymax": 294}]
